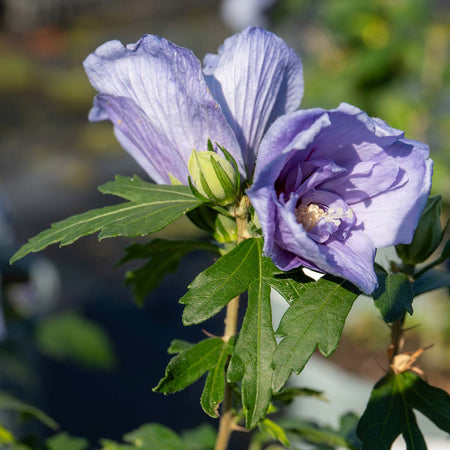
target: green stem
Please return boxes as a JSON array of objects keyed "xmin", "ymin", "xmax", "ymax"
[
  {"xmin": 215, "ymin": 199, "xmax": 249, "ymax": 450},
  {"xmin": 215, "ymin": 295, "xmax": 239, "ymax": 450},
  {"xmin": 389, "ymin": 314, "xmax": 406, "ymax": 364}
]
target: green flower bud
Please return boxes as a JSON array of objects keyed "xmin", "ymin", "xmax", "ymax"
[
  {"xmin": 396, "ymin": 195, "xmax": 444, "ymax": 265},
  {"xmin": 188, "ymin": 149, "xmax": 238, "ymax": 206}
]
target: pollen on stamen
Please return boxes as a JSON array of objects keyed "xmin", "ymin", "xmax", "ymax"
[
  {"xmin": 295, "ymin": 203, "xmax": 327, "ymax": 231},
  {"xmin": 117, "ymin": 119, "xmax": 122, "ymax": 125}
]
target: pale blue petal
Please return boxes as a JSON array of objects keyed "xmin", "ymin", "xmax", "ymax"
[
  {"xmin": 84, "ymin": 35, "xmax": 244, "ymax": 183},
  {"xmin": 204, "ymin": 27, "xmax": 303, "ymax": 175},
  {"xmin": 352, "ymin": 140, "xmax": 433, "ymax": 247},
  {"xmin": 252, "ymin": 108, "xmax": 330, "ymax": 182}
]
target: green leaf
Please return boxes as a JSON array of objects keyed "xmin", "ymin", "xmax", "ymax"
[
  {"xmin": 228, "ymin": 255, "xmax": 277, "ymax": 428},
  {"xmin": 293, "ymin": 426, "xmax": 353, "ymax": 448},
  {"xmin": 123, "ymin": 424, "xmax": 185, "ymax": 450},
  {"xmin": 267, "ymin": 269, "xmax": 310, "ymax": 305},
  {"xmin": 259, "ymin": 419, "xmax": 290, "ymax": 447},
  {"xmin": 403, "ymin": 372, "xmax": 450, "ymax": 433},
  {"xmin": 357, "ymin": 372, "xmax": 450, "ymax": 449},
  {"xmin": 0, "ymin": 391, "xmax": 58, "ymax": 430},
  {"xmin": 154, "ymin": 338, "xmax": 225, "ymax": 394},
  {"xmin": 373, "ymin": 272, "xmax": 414, "ymax": 323},
  {"xmin": 181, "ymin": 423, "xmax": 216, "ymax": 450},
  {"xmin": 180, "ymin": 238, "xmax": 262, "ymax": 325},
  {"xmin": 440, "ymin": 239, "xmax": 450, "ymax": 260},
  {"xmin": 201, "ymin": 337, "xmax": 234, "ymax": 418},
  {"xmin": 272, "ymin": 386, "xmax": 326, "ymax": 405},
  {"xmin": 45, "ymin": 432, "xmax": 88, "ymax": 450},
  {"xmin": 272, "ymin": 275, "xmax": 360, "ymax": 392},
  {"xmin": 167, "ymin": 339, "xmax": 195, "ymax": 354},
  {"xmin": 35, "ymin": 312, "xmax": 116, "ymax": 371},
  {"xmin": 279, "ymin": 417, "xmax": 355, "ymax": 449},
  {"xmin": 120, "ymin": 239, "xmax": 219, "ymax": 304},
  {"xmin": 413, "ymin": 269, "xmax": 450, "ymax": 296},
  {"xmin": 402, "ymin": 410, "xmax": 427, "ymax": 450},
  {"xmin": 10, "ymin": 176, "xmax": 201, "ymax": 264}
]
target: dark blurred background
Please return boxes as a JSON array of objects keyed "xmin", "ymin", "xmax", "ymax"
[{"xmin": 0, "ymin": 0, "xmax": 448, "ymax": 448}]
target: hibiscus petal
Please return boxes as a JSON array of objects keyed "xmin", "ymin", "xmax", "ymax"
[
  {"xmin": 306, "ymin": 103, "xmax": 405, "ymax": 167},
  {"xmin": 252, "ymin": 108, "xmax": 331, "ymax": 182},
  {"xmin": 93, "ymin": 94, "xmax": 185, "ymax": 184},
  {"xmin": 84, "ymin": 35, "xmax": 244, "ymax": 183},
  {"xmin": 203, "ymin": 27, "xmax": 303, "ymax": 176},
  {"xmin": 322, "ymin": 231, "xmax": 377, "ymax": 294},
  {"xmin": 352, "ymin": 139, "xmax": 433, "ymax": 247},
  {"xmin": 320, "ymin": 158, "xmax": 405, "ymax": 204}
]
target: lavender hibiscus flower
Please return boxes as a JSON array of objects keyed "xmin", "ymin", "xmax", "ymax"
[
  {"xmin": 83, "ymin": 27, "xmax": 303, "ymax": 184},
  {"xmin": 247, "ymin": 103, "xmax": 433, "ymax": 293}
]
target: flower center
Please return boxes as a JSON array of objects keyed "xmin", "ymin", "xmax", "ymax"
[
  {"xmin": 295, "ymin": 203, "xmax": 355, "ymax": 232},
  {"xmin": 295, "ymin": 203, "xmax": 327, "ymax": 231}
]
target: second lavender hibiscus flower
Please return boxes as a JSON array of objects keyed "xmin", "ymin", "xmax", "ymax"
[
  {"xmin": 83, "ymin": 27, "xmax": 303, "ymax": 184},
  {"xmin": 247, "ymin": 103, "xmax": 433, "ymax": 293}
]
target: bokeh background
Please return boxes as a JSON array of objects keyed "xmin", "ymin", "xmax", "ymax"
[{"xmin": 0, "ymin": 0, "xmax": 449, "ymax": 448}]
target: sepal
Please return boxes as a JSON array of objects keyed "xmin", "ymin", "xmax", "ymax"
[{"xmin": 396, "ymin": 195, "xmax": 445, "ymax": 265}]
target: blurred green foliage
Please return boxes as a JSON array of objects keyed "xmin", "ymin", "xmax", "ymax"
[{"xmin": 35, "ymin": 312, "xmax": 116, "ymax": 371}]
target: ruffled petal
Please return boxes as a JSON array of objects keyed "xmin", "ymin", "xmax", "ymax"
[
  {"xmin": 352, "ymin": 139, "xmax": 433, "ymax": 247},
  {"xmin": 320, "ymin": 158, "xmax": 406, "ymax": 204},
  {"xmin": 84, "ymin": 35, "xmax": 244, "ymax": 183},
  {"xmin": 305, "ymin": 103, "xmax": 405, "ymax": 167},
  {"xmin": 203, "ymin": 27, "xmax": 303, "ymax": 175},
  {"xmin": 322, "ymin": 231, "xmax": 377, "ymax": 294},
  {"xmin": 253, "ymin": 108, "xmax": 330, "ymax": 182}
]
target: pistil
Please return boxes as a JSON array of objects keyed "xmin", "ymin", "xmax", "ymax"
[{"xmin": 295, "ymin": 203, "xmax": 327, "ymax": 231}]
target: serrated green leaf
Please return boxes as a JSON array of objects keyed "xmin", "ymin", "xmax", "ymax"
[
  {"xmin": 272, "ymin": 386, "xmax": 326, "ymax": 405},
  {"xmin": 357, "ymin": 371, "xmax": 449, "ymax": 449},
  {"xmin": 45, "ymin": 432, "xmax": 88, "ymax": 450},
  {"xmin": 10, "ymin": 177, "xmax": 201, "ymax": 264},
  {"xmin": 373, "ymin": 272, "xmax": 414, "ymax": 323},
  {"xmin": 181, "ymin": 423, "xmax": 216, "ymax": 450},
  {"xmin": 154, "ymin": 338, "xmax": 224, "ymax": 394},
  {"xmin": 167, "ymin": 339, "xmax": 195, "ymax": 354},
  {"xmin": 272, "ymin": 275, "xmax": 360, "ymax": 392},
  {"xmin": 259, "ymin": 419, "xmax": 290, "ymax": 447},
  {"xmin": 121, "ymin": 239, "xmax": 219, "ymax": 304},
  {"xmin": 267, "ymin": 269, "xmax": 310, "ymax": 305},
  {"xmin": 228, "ymin": 254, "xmax": 276, "ymax": 428},
  {"xmin": 413, "ymin": 269, "xmax": 450, "ymax": 296},
  {"xmin": 201, "ymin": 338, "xmax": 234, "ymax": 418},
  {"xmin": 123, "ymin": 424, "xmax": 184, "ymax": 450},
  {"xmin": 0, "ymin": 391, "xmax": 58, "ymax": 430},
  {"xmin": 180, "ymin": 238, "xmax": 262, "ymax": 325},
  {"xmin": 98, "ymin": 175, "xmax": 188, "ymax": 203},
  {"xmin": 35, "ymin": 312, "xmax": 116, "ymax": 370}
]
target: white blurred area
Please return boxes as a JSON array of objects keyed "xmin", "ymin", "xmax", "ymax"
[{"xmin": 221, "ymin": 0, "xmax": 276, "ymax": 31}]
